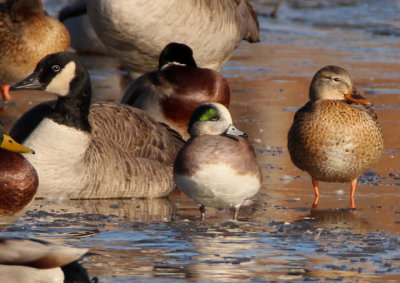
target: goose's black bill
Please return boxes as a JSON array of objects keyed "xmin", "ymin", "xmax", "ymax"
[{"xmin": 10, "ymin": 73, "xmax": 44, "ymax": 91}]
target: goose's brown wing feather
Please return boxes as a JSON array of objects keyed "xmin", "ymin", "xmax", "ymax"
[{"xmin": 81, "ymin": 102, "xmax": 184, "ymax": 198}]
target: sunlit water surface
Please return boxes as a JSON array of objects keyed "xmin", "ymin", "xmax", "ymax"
[{"xmin": 1, "ymin": 0, "xmax": 400, "ymax": 281}]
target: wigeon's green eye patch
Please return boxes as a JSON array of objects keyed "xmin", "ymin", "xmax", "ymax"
[
  {"xmin": 188, "ymin": 107, "xmax": 218, "ymax": 129},
  {"xmin": 199, "ymin": 108, "xmax": 218, "ymax": 122}
]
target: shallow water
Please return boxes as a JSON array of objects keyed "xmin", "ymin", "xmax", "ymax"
[{"xmin": 1, "ymin": 0, "xmax": 400, "ymax": 281}]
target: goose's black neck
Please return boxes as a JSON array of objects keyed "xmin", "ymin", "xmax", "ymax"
[{"xmin": 49, "ymin": 67, "xmax": 92, "ymax": 132}]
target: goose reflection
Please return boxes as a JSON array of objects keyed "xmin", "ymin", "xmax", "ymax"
[{"xmin": 29, "ymin": 197, "xmax": 176, "ymax": 223}]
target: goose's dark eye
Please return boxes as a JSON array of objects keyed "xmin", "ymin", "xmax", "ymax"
[
  {"xmin": 333, "ymin": 77, "xmax": 340, "ymax": 82},
  {"xmin": 52, "ymin": 65, "xmax": 61, "ymax": 72}
]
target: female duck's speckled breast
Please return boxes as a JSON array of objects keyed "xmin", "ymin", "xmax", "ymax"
[{"xmin": 288, "ymin": 99, "xmax": 383, "ymax": 182}]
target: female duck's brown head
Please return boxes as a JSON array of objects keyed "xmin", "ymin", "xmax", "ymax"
[{"xmin": 309, "ymin": 65, "xmax": 371, "ymax": 105}]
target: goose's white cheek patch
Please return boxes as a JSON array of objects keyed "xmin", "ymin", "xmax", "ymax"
[{"xmin": 45, "ymin": 61, "xmax": 76, "ymax": 96}]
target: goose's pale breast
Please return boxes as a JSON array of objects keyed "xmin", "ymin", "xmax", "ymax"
[{"xmin": 24, "ymin": 118, "xmax": 90, "ymax": 198}]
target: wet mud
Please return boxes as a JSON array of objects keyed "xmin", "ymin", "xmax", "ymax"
[{"xmin": 0, "ymin": 0, "xmax": 399, "ymax": 281}]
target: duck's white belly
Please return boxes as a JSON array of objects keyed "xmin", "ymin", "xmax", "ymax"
[
  {"xmin": 175, "ymin": 165, "xmax": 260, "ymax": 209},
  {"xmin": 24, "ymin": 118, "xmax": 90, "ymax": 199}
]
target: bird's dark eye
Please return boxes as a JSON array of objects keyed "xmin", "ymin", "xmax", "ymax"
[
  {"xmin": 333, "ymin": 77, "xmax": 340, "ymax": 82},
  {"xmin": 52, "ymin": 65, "xmax": 61, "ymax": 72}
]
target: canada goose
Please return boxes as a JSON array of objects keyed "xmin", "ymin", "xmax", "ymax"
[
  {"xmin": 174, "ymin": 103, "xmax": 261, "ymax": 220},
  {"xmin": 287, "ymin": 65, "xmax": 383, "ymax": 209},
  {"xmin": 121, "ymin": 42, "xmax": 230, "ymax": 140},
  {"xmin": 10, "ymin": 52, "xmax": 184, "ymax": 199},
  {"xmin": 86, "ymin": 0, "xmax": 259, "ymax": 77}
]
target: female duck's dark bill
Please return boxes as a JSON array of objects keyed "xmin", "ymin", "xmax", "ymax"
[{"xmin": 10, "ymin": 72, "xmax": 44, "ymax": 91}]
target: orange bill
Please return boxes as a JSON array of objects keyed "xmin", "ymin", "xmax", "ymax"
[{"xmin": 344, "ymin": 88, "xmax": 371, "ymax": 105}]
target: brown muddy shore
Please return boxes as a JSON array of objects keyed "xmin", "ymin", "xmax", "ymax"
[
  {"xmin": 1, "ymin": 41, "xmax": 399, "ymax": 281},
  {"xmin": 0, "ymin": 0, "xmax": 400, "ymax": 281}
]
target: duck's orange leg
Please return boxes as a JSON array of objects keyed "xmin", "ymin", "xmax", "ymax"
[
  {"xmin": 311, "ymin": 177, "xmax": 320, "ymax": 209},
  {"xmin": 350, "ymin": 178, "xmax": 357, "ymax": 209},
  {"xmin": 312, "ymin": 177, "xmax": 320, "ymax": 196},
  {"xmin": 1, "ymin": 85, "xmax": 12, "ymax": 101},
  {"xmin": 312, "ymin": 195, "xmax": 320, "ymax": 210}
]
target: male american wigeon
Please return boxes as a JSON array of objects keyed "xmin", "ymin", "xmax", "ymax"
[
  {"xmin": 0, "ymin": 0, "xmax": 70, "ymax": 101},
  {"xmin": 174, "ymin": 103, "xmax": 262, "ymax": 220},
  {"xmin": 288, "ymin": 65, "xmax": 383, "ymax": 209},
  {"xmin": 121, "ymin": 42, "xmax": 230, "ymax": 140}
]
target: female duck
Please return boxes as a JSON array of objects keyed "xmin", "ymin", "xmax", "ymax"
[
  {"xmin": 86, "ymin": 0, "xmax": 259, "ymax": 76},
  {"xmin": 174, "ymin": 103, "xmax": 261, "ymax": 220},
  {"xmin": 0, "ymin": 124, "xmax": 37, "ymax": 214},
  {"xmin": 10, "ymin": 52, "xmax": 184, "ymax": 199},
  {"xmin": 121, "ymin": 42, "xmax": 230, "ymax": 140},
  {"xmin": 287, "ymin": 65, "xmax": 383, "ymax": 209},
  {"xmin": 0, "ymin": 0, "xmax": 70, "ymax": 101}
]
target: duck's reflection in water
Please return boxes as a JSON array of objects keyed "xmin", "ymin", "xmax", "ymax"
[
  {"xmin": 311, "ymin": 194, "xmax": 356, "ymax": 210},
  {"xmin": 295, "ymin": 208, "xmax": 371, "ymax": 235},
  {"xmin": 186, "ymin": 231, "xmax": 257, "ymax": 281},
  {"xmin": 157, "ymin": 221, "xmax": 258, "ymax": 281}
]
